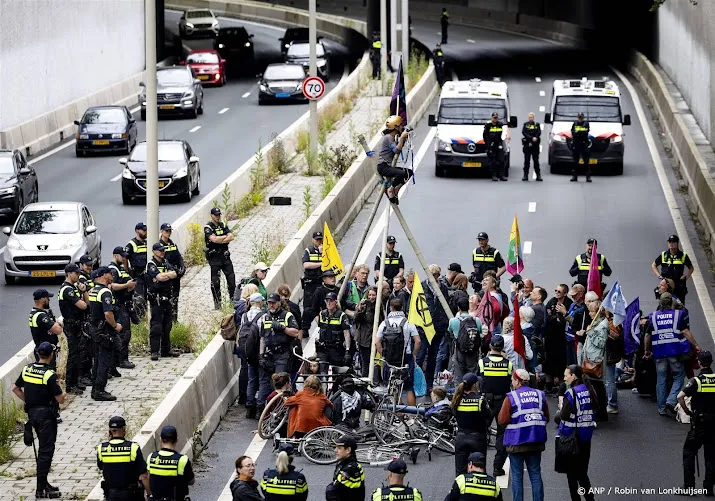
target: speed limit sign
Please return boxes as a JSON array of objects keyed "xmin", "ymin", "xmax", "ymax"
[{"xmin": 303, "ymin": 76, "xmax": 326, "ymax": 100}]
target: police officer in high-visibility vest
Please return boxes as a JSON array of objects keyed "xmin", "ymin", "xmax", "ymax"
[
  {"xmin": 12, "ymin": 342, "xmax": 65, "ymax": 499},
  {"xmin": 96, "ymin": 416, "xmax": 150, "ymax": 501},
  {"xmin": 58, "ymin": 264, "xmax": 88, "ymax": 394},
  {"xmin": 570, "ymin": 112, "xmax": 591, "ymax": 182},
  {"xmin": 452, "ymin": 373, "xmax": 491, "ymax": 475},
  {"xmin": 569, "ymin": 238, "xmax": 612, "ymax": 289},
  {"xmin": 484, "ymin": 112, "xmax": 507, "ymax": 182},
  {"xmin": 678, "ymin": 351, "xmax": 715, "ymax": 495},
  {"xmin": 159, "ymin": 223, "xmax": 185, "ymax": 320},
  {"xmin": 108, "ymin": 246, "xmax": 137, "ymax": 371},
  {"xmin": 125, "ymin": 222, "xmax": 148, "ymax": 299},
  {"xmin": 522, "ymin": 112, "xmax": 542, "ymax": 182},
  {"xmin": 29, "ymin": 289, "xmax": 63, "ymax": 369},
  {"xmin": 146, "ymin": 242, "xmax": 180, "ymax": 362},
  {"xmin": 147, "ymin": 425, "xmax": 195, "ymax": 501},
  {"xmin": 470, "ymin": 233, "xmax": 506, "ymax": 293},
  {"xmin": 651, "ymin": 234, "xmax": 695, "ymax": 305},
  {"xmin": 370, "ymin": 34, "xmax": 382, "ymax": 79},
  {"xmin": 301, "ymin": 231, "xmax": 323, "ymax": 335},
  {"xmin": 205, "ymin": 207, "xmax": 236, "ymax": 309},
  {"xmin": 476, "ymin": 335, "xmax": 512, "ymax": 477},
  {"xmin": 260, "ymin": 443, "xmax": 309, "ymax": 501},
  {"xmin": 88, "ymin": 267, "xmax": 121, "ymax": 401},
  {"xmin": 372, "ymin": 458, "xmax": 423, "ymax": 501},
  {"xmin": 374, "ymin": 235, "xmax": 404, "ymax": 289},
  {"xmin": 77, "ymin": 254, "xmax": 96, "ymax": 386},
  {"xmin": 434, "ymin": 44, "xmax": 445, "ymax": 86},
  {"xmin": 316, "ymin": 292, "xmax": 352, "ymax": 373},
  {"xmin": 445, "ymin": 452, "xmax": 502, "ymax": 500},
  {"xmin": 326, "ymin": 434, "xmax": 365, "ymax": 501}
]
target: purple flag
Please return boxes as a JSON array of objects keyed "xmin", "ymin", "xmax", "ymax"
[
  {"xmin": 623, "ymin": 297, "xmax": 641, "ymax": 356},
  {"xmin": 390, "ymin": 57, "xmax": 407, "ymax": 126}
]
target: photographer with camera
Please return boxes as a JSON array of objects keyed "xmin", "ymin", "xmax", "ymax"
[{"xmin": 484, "ymin": 112, "xmax": 507, "ymax": 182}]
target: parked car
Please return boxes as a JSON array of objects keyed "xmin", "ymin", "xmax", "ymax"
[
  {"xmin": 0, "ymin": 150, "xmax": 38, "ymax": 218},
  {"xmin": 3, "ymin": 202, "xmax": 101, "ymax": 284},
  {"xmin": 258, "ymin": 64, "xmax": 309, "ymax": 104},
  {"xmin": 183, "ymin": 50, "xmax": 227, "ymax": 86},
  {"xmin": 179, "ymin": 9, "xmax": 219, "ymax": 39},
  {"xmin": 120, "ymin": 140, "xmax": 201, "ymax": 204},
  {"xmin": 285, "ymin": 41, "xmax": 331, "ymax": 81},
  {"xmin": 74, "ymin": 106, "xmax": 138, "ymax": 156},
  {"xmin": 140, "ymin": 66, "xmax": 204, "ymax": 120},
  {"xmin": 214, "ymin": 27, "xmax": 254, "ymax": 64}
]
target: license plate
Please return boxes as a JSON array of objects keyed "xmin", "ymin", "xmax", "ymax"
[
  {"xmin": 30, "ymin": 270, "xmax": 56, "ymax": 278},
  {"xmin": 579, "ymin": 159, "xmax": 598, "ymax": 165},
  {"xmin": 198, "ymin": 75, "xmax": 209, "ymax": 80},
  {"xmin": 159, "ymin": 105, "xmax": 175, "ymax": 110},
  {"xmin": 463, "ymin": 162, "xmax": 482, "ymax": 167},
  {"xmin": 276, "ymin": 93, "xmax": 291, "ymax": 98},
  {"xmin": 93, "ymin": 140, "xmax": 110, "ymax": 145}
]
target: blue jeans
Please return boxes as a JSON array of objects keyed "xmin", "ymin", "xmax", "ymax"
[
  {"xmin": 509, "ymin": 451, "xmax": 544, "ymax": 501},
  {"xmin": 246, "ymin": 362, "xmax": 259, "ymax": 408},
  {"xmin": 436, "ymin": 334, "xmax": 450, "ymax": 371},
  {"xmin": 604, "ymin": 362, "xmax": 618, "ymax": 409},
  {"xmin": 656, "ymin": 356, "xmax": 685, "ymax": 412},
  {"xmin": 424, "ymin": 332, "xmax": 445, "ymax": 389}
]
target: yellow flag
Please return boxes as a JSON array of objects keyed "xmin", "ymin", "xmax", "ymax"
[
  {"xmin": 408, "ymin": 272, "xmax": 436, "ymax": 344},
  {"xmin": 321, "ymin": 222, "xmax": 344, "ymax": 280}
]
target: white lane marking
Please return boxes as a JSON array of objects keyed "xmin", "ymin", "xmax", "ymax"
[
  {"xmin": 110, "ymin": 173, "xmax": 122, "ymax": 182},
  {"xmin": 539, "ymin": 145, "xmax": 542, "ymax": 153},
  {"xmin": 535, "ymin": 77, "xmax": 542, "ymax": 82},
  {"xmin": 528, "ymin": 202, "xmax": 536, "ymax": 212},
  {"xmin": 539, "ymin": 105, "xmax": 545, "ymax": 112},
  {"xmin": 0, "ymin": 246, "xmax": 5, "ymax": 254},
  {"xmin": 242, "ymin": 92, "xmax": 251, "ymax": 98},
  {"xmin": 523, "ymin": 241, "xmax": 533, "ymax": 254},
  {"xmin": 189, "ymin": 125, "xmax": 202, "ymax": 133},
  {"xmin": 539, "ymin": 90, "xmax": 545, "ymax": 97},
  {"xmin": 612, "ymin": 66, "xmax": 715, "ymax": 338},
  {"xmin": 218, "ymin": 108, "xmax": 229, "ymax": 114},
  {"xmin": 466, "ymin": 39, "xmax": 476, "ymax": 44}
]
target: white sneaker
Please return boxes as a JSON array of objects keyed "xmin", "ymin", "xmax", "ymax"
[{"xmin": 607, "ymin": 406, "xmax": 619, "ymax": 414}]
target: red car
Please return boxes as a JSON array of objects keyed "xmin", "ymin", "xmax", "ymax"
[{"xmin": 183, "ymin": 49, "xmax": 226, "ymax": 86}]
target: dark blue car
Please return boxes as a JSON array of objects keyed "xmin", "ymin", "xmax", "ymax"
[{"xmin": 74, "ymin": 106, "xmax": 138, "ymax": 157}]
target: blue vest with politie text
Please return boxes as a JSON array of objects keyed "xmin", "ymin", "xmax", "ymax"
[
  {"xmin": 649, "ymin": 309, "xmax": 689, "ymax": 359},
  {"xmin": 503, "ymin": 386, "xmax": 547, "ymax": 447},
  {"xmin": 558, "ymin": 383, "xmax": 595, "ymax": 442}
]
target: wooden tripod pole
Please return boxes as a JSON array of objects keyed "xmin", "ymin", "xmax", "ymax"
[{"xmin": 367, "ymin": 204, "xmax": 391, "ymax": 385}]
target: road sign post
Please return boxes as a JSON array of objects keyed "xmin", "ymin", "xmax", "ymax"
[
  {"xmin": 302, "ymin": 76, "xmax": 326, "ymax": 101},
  {"xmin": 309, "ymin": 0, "xmax": 318, "ymax": 155}
]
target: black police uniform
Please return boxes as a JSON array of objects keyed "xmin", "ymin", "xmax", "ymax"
[
  {"xmin": 372, "ymin": 484, "xmax": 422, "ymax": 501},
  {"xmin": 440, "ymin": 9, "xmax": 449, "ymax": 44},
  {"xmin": 97, "ymin": 438, "xmax": 147, "ymax": 500},
  {"xmin": 146, "ymin": 256, "xmax": 176, "ymax": 357},
  {"xmin": 569, "ymin": 252, "xmax": 612, "ymax": 289},
  {"xmin": 654, "ymin": 249, "xmax": 693, "ymax": 304},
  {"xmin": 147, "ymin": 448, "xmax": 194, "ymax": 501},
  {"xmin": 477, "ymin": 355, "xmax": 513, "ymax": 473},
  {"xmin": 204, "ymin": 220, "xmax": 236, "ymax": 308},
  {"xmin": 326, "ymin": 454, "xmax": 365, "ymax": 501},
  {"xmin": 88, "ymin": 282, "xmax": 118, "ymax": 396},
  {"xmin": 470, "ymin": 247, "xmax": 505, "ymax": 293},
  {"xmin": 301, "ymin": 245, "xmax": 322, "ymax": 331},
  {"xmin": 78, "ymin": 270, "xmax": 96, "ymax": 381},
  {"xmin": 454, "ymin": 392, "xmax": 491, "ymax": 475},
  {"xmin": 570, "ymin": 119, "xmax": 591, "ymax": 179},
  {"xmin": 15, "ymin": 362, "xmax": 63, "ymax": 491},
  {"xmin": 161, "ymin": 237, "xmax": 185, "ymax": 319},
  {"xmin": 316, "ymin": 308, "xmax": 351, "ymax": 370},
  {"xmin": 446, "ymin": 471, "xmax": 503, "ymax": 500},
  {"xmin": 58, "ymin": 281, "xmax": 84, "ymax": 389},
  {"xmin": 108, "ymin": 261, "xmax": 133, "ymax": 367},
  {"xmin": 312, "ymin": 282, "xmax": 339, "ymax": 312},
  {"xmin": 29, "ymin": 308, "xmax": 59, "ymax": 368},
  {"xmin": 434, "ymin": 47, "xmax": 445, "ymax": 85},
  {"xmin": 375, "ymin": 250, "xmax": 404, "ymax": 287},
  {"xmin": 681, "ymin": 367, "xmax": 715, "ymax": 491},
  {"xmin": 370, "ymin": 39, "xmax": 382, "ymax": 79},
  {"xmin": 483, "ymin": 120, "xmax": 506, "ymax": 181},
  {"xmin": 125, "ymin": 238, "xmax": 148, "ymax": 299},
  {"xmin": 260, "ymin": 464, "xmax": 309, "ymax": 501},
  {"xmin": 259, "ymin": 308, "xmax": 299, "ymax": 374},
  {"xmin": 522, "ymin": 121, "xmax": 541, "ymax": 178}
]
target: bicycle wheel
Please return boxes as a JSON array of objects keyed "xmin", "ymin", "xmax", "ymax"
[
  {"xmin": 372, "ymin": 409, "xmax": 412, "ymax": 444},
  {"xmin": 258, "ymin": 393, "xmax": 288, "ymax": 439},
  {"xmin": 355, "ymin": 442, "xmax": 402, "ymax": 466},
  {"xmin": 300, "ymin": 426, "xmax": 344, "ymax": 465}
]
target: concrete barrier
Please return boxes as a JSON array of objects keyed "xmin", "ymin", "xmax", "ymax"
[
  {"xmin": 0, "ymin": 342, "xmax": 36, "ymax": 405},
  {"xmin": 628, "ymin": 51, "xmax": 715, "ymax": 255}
]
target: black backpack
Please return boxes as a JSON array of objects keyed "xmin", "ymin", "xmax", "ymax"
[
  {"xmin": 238, "ymin": 312, "xmax": 261, "ymax": 364},
  {"xmin": 456, "ymin": 316, "xmax": 481, "ymax": 354},
  {"xmin": 234, "ymin": 277, "xmax": 260, "ymax": 302},
  {"xmin": 382, "ymin": 317, "xmax": 407, "ymax": 365}
]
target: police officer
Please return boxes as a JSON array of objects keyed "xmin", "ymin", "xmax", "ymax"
[
  {"xmin": 370, "ymin": 33, "xmax": 382, "ymax": 79},
  {"xmin": 522, "ymin": 112, "xmax": 542, "ymax": 182},
  {"xmin": 88, "ymin": 267, "xmax": 121, "ymax": 401},
  {"xmin": 78, "ymin": 254, "xmax": 97, "ymax": 286},
  {"xmin": 125, "ymin": 222, "xmax": 148, "ymax": 299},
  {"xmin": 147, "ymin": 425, "xmax": 195, "ymax": 501},
  {"xmin": 484, "ymin": 112, "xmax": 507, "ymax": 182},
  {"xmin": 316, "ymin": 291, "xmax": 352, "ymax": 371},
  {"xmin": 375, "ymin": 235, "xmax": 405, "ymax": 288},
  {"xmin": 440, "ymin": 7, "xmax": 449, "ymax": 44},
  {"xmin": 159, "ymin": 223, "xmax": 185, "ymax": 320},
  {"xmin": 678, "ymin": 351, "xmax": 715, "ymax": 495},
  {"xmin": 58, "ymin": 264, "xmax": 88, "ymax": 394},
  {"xmin": 445, "ymin": 452, "xmax": 503, "ymax": 500},
  {"xmin": 452, "ymin": 373, "xmax": 491, "ymax": 475},
  {"xmin": 108, "ymin": 246, "xmax": 137, "ymax": 370},
  {"xmin": 434, "ymin": 44, "xmax": 445, "ymax": 86},
  {"xmin": 260, "ymin": 443, "xmax": 309, "ymax": 500},
  {"xmin": 146, "ymin": 242, "xmax": 180, "ymax": 362},
  {"xmin": 12, "ymin": 342, "xmax": 65, "ymax": 499},
  {"xmin": 470, "ymin": 233, "xmax": 506, "ymax": 293},
  {"xmin": 326, "ymin": 434, "xmax": 365, "ymax": 501},
  {"xmin": 301, "ymin": 231, "xmax": 323, "ymax": 335},
  {"xmin": 77, "ymin": 254, "xmax": 96, "ymax": 387},
  {"xmin": 205, "ymin": 207, "xmax": 236, "ymax": 309},
  {"xmin": 477, "ymin": 335, "xmax": 512, "ymax": 477},
  {"xmin": 569, "ymin": 238, "xmax": 612, "ymax": 289},
  {"xmin": 96, "ymin": 416, "xmax": 150, "ymax": 501},
  {"xmin": 570, "ymin": 112, "xmax": 591, "ymax": 182},
  {"xmin": 312, "ymin": 269, "xmax": 340, "ymax": 316},
  {"xmin": 651, "ymin": 234, "xmax": 695, "ymax": 304},
  {"xmin": 29, "ymin": 289, "xmax": 63, "ymax": 368},
  {"xmin": 372, "ymin": 458, "xmax": 423, "ymax": 501}
]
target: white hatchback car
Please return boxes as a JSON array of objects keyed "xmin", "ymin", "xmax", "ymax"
[{"xmin": 3, "ymin": 202, "xmax": 101, "ymax": 284}]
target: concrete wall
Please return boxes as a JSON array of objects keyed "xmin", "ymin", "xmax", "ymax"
[{"xmin": 0, "ymin": 0, "xmax": 145, "ymax": 131}]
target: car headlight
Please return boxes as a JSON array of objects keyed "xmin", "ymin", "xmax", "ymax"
[
  {"xmin": 284, "ymin": 43, "xmax": 289, "ymax": 48},
  {"xmin": 6, "ymin": 237, "xmax": 22, "ymax": 250},
  {"xmin": 437, "ymin": 139, "xmax": 452, "ymax": 152},
  {"xmin": 552, "ymin": 134, "xmax": 566, "ymax": 142},
  {"xmin": 212, "ymin": 20, "xmax": 219, "ymax": 26},
  {"xmin": 611, "ymin": 135, "xmax": 623, "ymax": 143},
  {"xmin": 317, "ymin": 60, "xmax": 327, "ymax": 67},
  {"xmin": 79, "ymin": 134, "xmax": 89, "ymax": 140},
  {"xmin": 112, "ymin": 133, "xmax": 125, "ymax": 139},
  {"xmin": 173, "ymin": 166, "xmax": 188, "ymax": 178},
  {"xmin": 185, "ymin": 22, "xmax": 194, "ymax": 28},
  {"xmin": 218, "ymin": 43, "xmax": 224, "ymax": 48},
  {"xmin": 259, "ymin": 84, "xmax": 267, "ymax": 92},
  {"xmin": 61, "ymin": 236, "xmax": 83, "ymax": 250},
  {"xmin": 122, "ymin": 168, "xmax": 134, "ymax": 179},
  {"xmin": 183, "ymin": 91, "xmax": 195, "ymax": 99},
  {"xmin": 244, "ymin": 42, "xmax": 251, "ymax": 47},
  {"xmin": 0, "ymin": 187, "xmax": 16, "ymax": 196}
]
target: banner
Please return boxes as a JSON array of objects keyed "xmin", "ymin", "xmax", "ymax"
[
  {"xmin": 603, "ymin": 280, "xmax": 628, "ymax": 326},
  {"xmin": 506, "ymin": 213, "xmax": 524, "ymax": 275},
  {"xmin": 408, "ymin": 272, "xmax": 436, "ymax": 344},
  {"xmin": 390, "ymin": 57, "xmax": 407, "ymax": 126},
  {"xmin": 587, "ymin": 240, "xmax": 602, "ymax": 298},
  {"xmin": 321, "ymin": 222, "xmax": 344, "ymax": 280},
  {"xmin": 513, "ymin": 296, "xmax": 526, "ymax": 363},
  {"xmin": 623, "ymin": 297, "xmax": 641, "ymax": 356}
]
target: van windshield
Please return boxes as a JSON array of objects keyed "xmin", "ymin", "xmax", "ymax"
[
  {"xmin": 553, "ymin": 96, "xmax": 622, "ymax": 123},
  {"xmin": 438, "ymin": 98, "xmax": 507, "ymax": 125}
]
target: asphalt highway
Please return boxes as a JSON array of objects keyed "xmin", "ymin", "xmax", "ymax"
[{"xmin": 0, "ymin": 11, "xmax": 351, "ymax": 363}]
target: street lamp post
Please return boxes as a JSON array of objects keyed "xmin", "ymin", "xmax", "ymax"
[
  {"xmin": 380, "ymin": 0, "xmax": 387, "ymax": 94},
  {"xmin": 145, "ymin": 0, "xmax": 159, "ymax": 252}
]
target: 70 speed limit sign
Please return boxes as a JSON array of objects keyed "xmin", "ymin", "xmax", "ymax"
[{"xmin": 303, "ymin": 76, "xmax": 326, "ymax": 100}]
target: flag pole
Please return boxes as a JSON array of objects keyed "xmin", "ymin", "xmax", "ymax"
[{"xmin": 367, "ymin": 204, "xmax": 391, "ymax": 386}]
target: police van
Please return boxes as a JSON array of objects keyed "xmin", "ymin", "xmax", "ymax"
[
  {"xmin": 544, "ymin": 78, "xmax": 631, "ymax": 175},
  {"xmin": 428, "ymin": 79, "xmax": 517, "ymax": 177}
]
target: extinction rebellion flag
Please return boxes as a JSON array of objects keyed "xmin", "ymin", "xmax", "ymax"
[{"xmin": 390, "ymin": 57, "xmax": 407, "ymax": 126}]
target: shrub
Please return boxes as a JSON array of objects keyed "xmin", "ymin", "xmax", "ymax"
[
  {"xmin": 304, "ymin": 148, "xmax": 320, "ymax": 176},
  {"xmin": 296, "ymin": 129, "xmax": 310, "ymax": 153},
  {"xmin": 170, "ymin": 322, "xmax": 197, "ymax": 353},
  {"xmin": 302, "ymin": 185, "xmax": 313, "ymax": 219},
  {"xmin": 0, "ymin": 387, "xmax": 22, "ymax": 464},
  {"xmin": 322, "ymin": 173, "xmax": 337, "ymax": 198},
  {"xmin": 267, "ymin": 134, "xmax": 290, "ymax": 176},
  {"xmin": 129, "ymin": 316, "xmax": 150, "ymax": 356},
  {"xmin": 184, "ymin": 222, "xmax": 207, "ymax": 267},
  {"xmin": 407, "ymin": 49, "xmax": 429, "ymax": 92}
]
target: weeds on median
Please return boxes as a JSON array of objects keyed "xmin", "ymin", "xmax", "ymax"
[
  {"xmin": 302, "ymin": 185, "xmax": 313, "ymax": 220},
  {"xmin": 321, "ymin": 173, "xmax": 337, "ymax": 198},
  {"xmin": 267, "ymin": 133, "xmax": 290, "ymax": 176},
  {"xmin": 296, "ymin": 129, "xmax": 310, "ymax": 153},
  {"xmin": 251, "ymin": 232, "xmax": 286, "ymax": 267},
  {"xmin": 0, "ymin": 387, "xmax": 22, "ymax": 465},
  {"xmin": 129, "ymin": 314, "xmax": 200, "ymax": 356},
  {"xmin": 407, "ymin": 49, "xmax": 429, "ymax": 92},
  {"xmin": 184, "ymin": 222, "xmax": 207, "ymax": 267}
]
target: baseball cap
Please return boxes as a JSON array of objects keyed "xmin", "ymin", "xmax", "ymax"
[
  {"xmin": 266, "ymin": 293, "xmax": 281, "ymax": 303},
  {"xmin": 112, "ymin": 246, "xmax": 128, "ymax": 257},
  {"xmin": 254, "ymin": 262, "xmax": 269, "ymax": 272},
  {"xmin": 334, "ymin": 434, "xmax": 357, "ymax": 450},
  {"xmin": 160, "ymin": 425, "xmax": 178, "ymax": 441},
  {"xmin": 135, "ymin": 222, "xmax": 147, "ymax": 231},
  {"xmin": 78, "ymin": 254, "xmax": 93, "ymax": 264},
  {"xmin": 152, "ymin": 242, "xmax": 165, "ymax": 251},
  {"xmin": 386, "ymin": 458, "xmax": 408, "ymax": 474},
  {"xmin": 249, "ymin": 293, "xmax": 265, "ymax": 304},
  {"xmin": 668, "ymin": 234, "xmax": 680, "ymax": 243},
  {"xmin": 448, "ymin": 263, "xmax": 462, "ymax": 273},
  {"xmin": 477, "ymin": 232, "xmax": 488, "ymax": 240},
  {"xmin": 33, "ymin": 289, "xmax": 53, "ymax": 300},
  {"xmin": 468, "ymin": 452, "xmax": 486, "ymax": 466},
  {"xmin": 96, "ymin": 266, "xmax": 113, "ymax": 276},
  {"xmin": 490, "ymin": 334, "xmax": 504, "ymax": 350},
  {"xmin": 387, "ymin": 235, "xmax": 396, "ymax": 244},
  {"xmin": 491, "ymin": 112, "xmax": 498, "ymax": 118},
  {"xmin": 36, "ymin": 342, "xmax": 56, "ymax": 357},
  {"xmin": 325, "ymin": 292, "xmax": 338, "ymax": 301},
  {"xmin": 322, "ymin": 269, "xmax": 336, "ymax": 277},
  {"xmin": 513, "ymin": 369, "xmax": 530, "ymax": 382},
  {"xmin": 699, "ymin": 351, "xmax": 713, "ymax": 366},
  {"xmin": 586, "ymin": 237, "xmax": 597, "ymax": 244},
  {"xmin": 161, "ymin": 223, "xmax": 173, "ymax": 231},
  {"xmin": 64, "ymin": 264, "xmax": 80, "ymax": 274},
  {"xmin": 108, "ymin": 416, "xmax": 126, "ymax": 429},
  {"xmin": 509, "ymin": 274, "xmax": 523, "ymax": 283},
  {"xmin": 312, "ymin": 231, "xmax": 324, "ymax": 240},
  {"xmin": 462, "ymin": 373, "xmax": 478, "ymax": 386},
  {"xmin": 210, "ymin": 207, "xmax": 221, "ymax": 216},
  {"xmin": 278, "ymin": 443, "xmax": 295, "ymax": 455}
]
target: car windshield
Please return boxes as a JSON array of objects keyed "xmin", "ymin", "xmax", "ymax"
[
  {"xmin": 0, "ymin": 157, "xmax": 14, "ymax": 175},
  {"xmin": 82, "ymin": 108, "xmax": 126, "ymax": 124},
  {"xmin": 264, "ymin": 65, "xmax": 305, "ymax": 80},
  {"xmin": 437, "ymin": 98, "xmax": 507, "ymax": 125},
  {"xmin": 219, "ymin": 28, "xmax": 247, "ymax": 39},
  {"xmin": 157, "ymin": 69, "xmax": 191, "ymax": 86},
  {"xmin": 130, "ymin": 143, "xmax": 185, "ymax": 162},
  {"xmin": 186, "ymin": 10, "xmax": 212, "ymax": 18},
  {"xmin": 187, "ymin": 52, "xmax": 219, "ymax": 64},
  {"xmin": 287, "ymin": 44, "xmax": 324, "ymax": 57},
  {"xmin": 15, "ymin": 210, "xmax": 79, "ymax": 235},
  {"xmin": 553, "ymin": 96, "xmax": 622, "ymax": 123}
]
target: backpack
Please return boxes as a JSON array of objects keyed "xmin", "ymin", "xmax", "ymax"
[
  {"xmin": 238, "ymin": 313, "xmax": 262, "ymax": 364},
  {"xmin": 456, "ymin": 316, "xmax": 480, "ymax": 354},
  {"xmin": 382, "ymin": 317, "xmax": 407, "ymax": 365},
  {"xmin": 220, "ymin": 313, "xmax": 237, "ymax": 341},
  {"xmin": 234, "ymin": 277, "xmax": 260, "ymax": 302}
]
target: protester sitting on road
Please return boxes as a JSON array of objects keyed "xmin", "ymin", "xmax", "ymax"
[
  {"xmin": 230, "ymin": 455, "xmax": 261, "ymax": 501},
  {"xmin": 284, "ymin": 375, "xmax": 332, "ymax": 438},
  {"xmin": 329, "ymin": 377, "xmax": 375, "ymax": 430},
  {"xmin": 266, "ymin": 372, "xmax": 293, "ymax": 402},
  {"xmin": 424, "ymin": 386, "xmax": 453, "ymax": 429}
]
